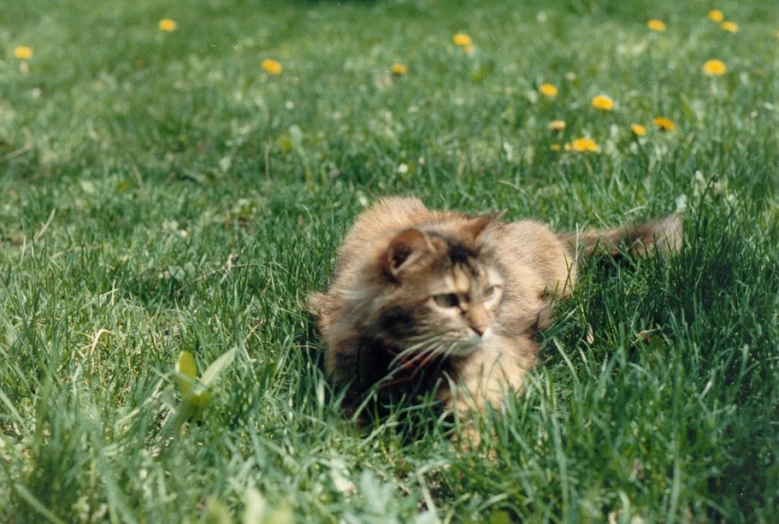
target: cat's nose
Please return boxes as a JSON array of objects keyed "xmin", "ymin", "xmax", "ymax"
[{"xmin": 471, "ymin": 324, "xmax": 487, "ymax": 336}]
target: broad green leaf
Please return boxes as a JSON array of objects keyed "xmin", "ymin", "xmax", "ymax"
[
  {"xmin": 243, "ymin": 487, "xmax": 266, "ymax": 524},
  {"xmin": 188, "ymin": 387, "xmax": 213, "ymax": 408},
  {"xmin": 200, "ymin": 347, "xmax": 238, "ymax": 386},
  {"xmin": 264, "ymin": 504, "xmax": 293, "ymax": 524},
  {"xmin": 205, "ymin": 497, "xmax": 233, "ymax": 524},
  {"xmin": 175, "ymin": 351, "xmax": 198, "ymax": 396}
]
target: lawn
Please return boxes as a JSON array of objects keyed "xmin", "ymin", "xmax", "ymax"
[{"xmin": 1, "ymin": 0, "xmax": 777, "ymax": 521}]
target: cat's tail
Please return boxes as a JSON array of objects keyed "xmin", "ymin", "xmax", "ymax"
[{"xmin": 560, "ymin": 215, "xmax": 682, "ymax": 257}]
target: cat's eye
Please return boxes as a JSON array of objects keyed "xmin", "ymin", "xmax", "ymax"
[
  {"xmin": 483, "ymin": 285, "xmax": 500, "ymax": 303},
  {"xmin": 433, "ymin": 293, "xmax": 460, "ymax": 308}
]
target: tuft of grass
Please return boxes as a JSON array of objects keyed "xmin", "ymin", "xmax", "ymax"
[{"xmin": 1, "ymin": 0, "xmax": 777, "ymax": 521}]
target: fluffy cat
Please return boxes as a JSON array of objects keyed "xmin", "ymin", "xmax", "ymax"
[{"xmin": 308, "ymin": 197, "xmax": 681, "ymax": 431}]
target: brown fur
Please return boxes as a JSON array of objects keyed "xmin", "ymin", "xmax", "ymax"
[{"xmin": 308, "ymin": 197, "xmax": 681, "ymax": 428}]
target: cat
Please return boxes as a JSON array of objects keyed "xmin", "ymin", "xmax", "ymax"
[{"xmin": 308, "ymin": 196, "xmax": 681, "ymax": 437}]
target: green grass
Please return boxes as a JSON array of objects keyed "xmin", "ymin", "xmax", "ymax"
[{"xmin": 1, "ymin": 0, "xmax": 777, "ymax": 521}]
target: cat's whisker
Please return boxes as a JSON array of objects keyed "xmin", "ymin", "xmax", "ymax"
[
  {"xmin": 388, "ymin": 336, "xmax": 440, "ymax": 369},
  {"xmin": 389, "ymin": 338, "xmax": 432, "ymax": 362},
  {"xmin": 441, "ymin": 340, "xmax": 460, "ymax": 359},
  {"xmin": 392, "ymin": 350, "xmax": 435, "ymax": 376},
  {"xmin": 402, "ymin": 340, "xmax": 449, "ymax": 372},
  {"xmin": 382, "ymin": 344, "xmax": 440, "ymax": 383},
  {"xmin": 389, "ymin": 337, "xmax": 445, "ymax": 374}
]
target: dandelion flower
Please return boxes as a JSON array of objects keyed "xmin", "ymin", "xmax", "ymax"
[
  {"xmin": 702, "ymin": 59, "xmax": 727, "ymax": 76},
  {"xmin": 591, "ymin": 95, "xmax": 614, "ymax": 111},
  {"xmin": 550, "ymin": 144, "xmax": 562, "ymax": 151},
  {"xmin": 647, "ymin": 19, "xmax": 666, "ymax": 32},
  {"xmin": 158, "ymin": 18, "xmax": 177, "ymax": 32},
  {"xmin": 630, "ymin": 123, "xmax": 647, "ymax": 137},
  {"xmin": 261, "ymin": 59, "xmax": 283, "ymax": 75},
  {"xmin": 453, "ymin": 33, "xmax": 473, "ymax": 47},
  {"xmin": 14, "ymin": 46, "xmax": 33, "ymax": 60},
  {"xmin": 721, "ymin": 21, "xmax": 738, "ymax": 33},
  {"xmin": 707, "ymin": 9, "xmax": 724, "ymax": 23},
  {"xmin": 569, "ymin": 138, "xmax": 599, "ymax": 152},
  {"xmin": 652, "ymin": 117, "xmax": 675, "ymax": 132},
  {"xmin": 539, "ymin": 83, "xmax": 559, "ymax": 98},
  {"xmin": 391, "ymin": 63, "xmax": 408, "ymax": 76},
  {"xmin": 549, "ymin": 120, "xmax": 566, "ymax": 131}
]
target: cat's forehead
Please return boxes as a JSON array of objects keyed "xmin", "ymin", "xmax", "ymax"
[
  {"xmin": 425, "ymin": 229, "xmax": 482, "ymax": 259},
  {"xmin": 445, "ymin": 262, "xmax": 492, "ymax": 289},
  {"xmin": 427, "ymin": 227, "xmax": 497, "ymax": 262},
  {"xmin": 425, "ymin": 236, "xmax": 503, "ymax": 291},
  {"xmin": 451, "ymin": 264, "xmax": 474, "ymax": 292}
]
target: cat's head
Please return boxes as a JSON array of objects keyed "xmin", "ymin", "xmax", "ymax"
[{"xmin": 367, "ymin": 214, "xmax": 505, "ymax": 362}]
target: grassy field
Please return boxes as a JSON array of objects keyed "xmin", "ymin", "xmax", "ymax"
[{"xmin": 1, "ymin": 0, "xmax": 777, "ymax": 521}]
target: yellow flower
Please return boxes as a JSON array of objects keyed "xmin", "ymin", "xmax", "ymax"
[
  {"xmin": 549, "ymin": 120, "xmax": 566, "ymax": 131},
  {"xmin": 539, "ymin": 83, "xmax": 559, "ymax": 98},
  {"xmin": 391, "ymin": 63, "xmax": 408, "ymax": 76},
  {"xmin": 14, "ymin": 46, "xmax": 33, "ymax": 60},
  {"xmin": 158, "ymin": 18, "xmax": 177, "ymax": 32},
  {"xmin": 591, "ymin": 95, "xmax": 614, "ymax": 111},
  {"xmin": 702, "ymin": 59, "xmax": 727, "ymax": 76},
  {"xmin": 652, "ymin": 117, "xmax": 675, "ymax": 132},
  {"xmin": 707, "ymin": 9, "xmax": 724, "ymax": 23},
  {"xmin": 568, "ymin": 138, "xmax": 599, "ymax": 152},
  {"xmin": 647, "ymin": 19, "xmax": 666, "ymax": 32},
  {"xmin": 721, "ymin": 21, "xmax": 738, "ymax": 33},
  {"xmin": 261, "ymin": 59, "xmax": 283, "ymax": 75},
  {"xmin": 550, "ymin": 144, "xmax": 562, "ymax": 151},
  {"xmin": 453, "ymin": 33, "xmax": 473, "ymax": 47},
  {"xmin": 630, "ymin": 123, "xmax": 647, "ymax": 137}
]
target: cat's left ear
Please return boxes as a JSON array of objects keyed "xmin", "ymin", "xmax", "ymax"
[
  {"xmin": 385, "ymin": 228, "xmax": 432, "ymax": 277},
  {"xmin": 463, "ymin": 211, "xmax": 504, "ymax": 240}
]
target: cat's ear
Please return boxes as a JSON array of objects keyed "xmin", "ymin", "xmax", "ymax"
[
  {"xmin": 385, "ymin": 228, "xmax": 431, "ymax": 276},
  {"xmin": 463, "ymin": 211, "xmax": 504, "ymax": 240}
]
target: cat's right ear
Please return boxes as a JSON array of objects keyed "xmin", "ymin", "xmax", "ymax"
[
  {"xmin": 462, "ymin": 211, "xmax": 504, "ymax": 241},
  {"xmin": 385, "ymin": 228, "xmax": 431, "ymax": 277}
]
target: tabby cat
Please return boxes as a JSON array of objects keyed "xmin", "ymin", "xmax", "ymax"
[{"xmin": 308, "ymin": 197, "xmax": 681, "ymax": 432}]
